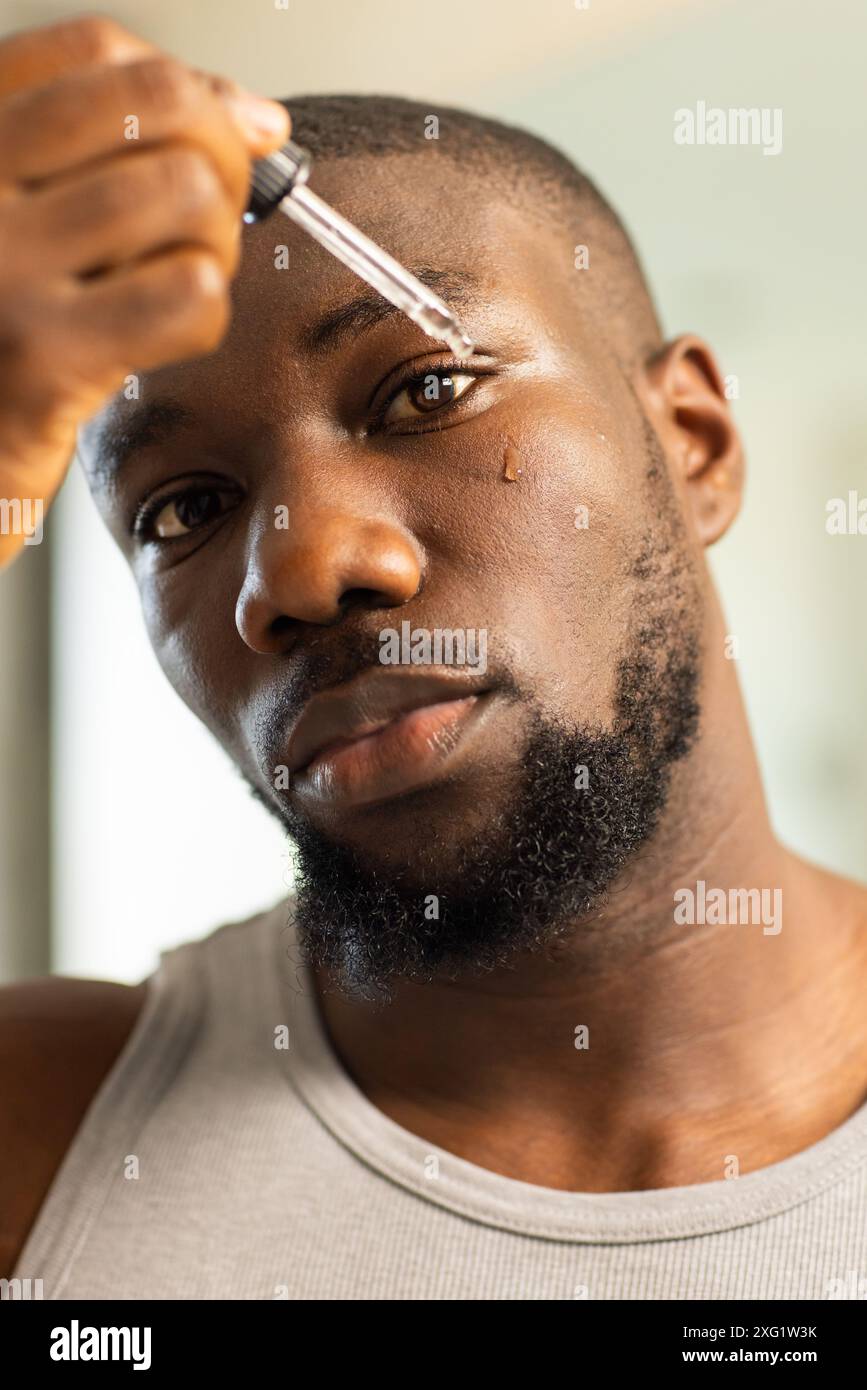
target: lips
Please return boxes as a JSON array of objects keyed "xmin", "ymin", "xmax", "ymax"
[{"xmin": 282, "ymin": 668, "xmax": 496, "ymax": 811}]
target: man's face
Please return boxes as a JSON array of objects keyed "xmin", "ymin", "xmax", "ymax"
[{"xmin": 82, "ymin": 153, "xmax": 705, "ymax": 991}]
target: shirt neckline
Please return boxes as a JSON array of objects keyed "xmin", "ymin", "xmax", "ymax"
[{"xmin": 264, "ymin": 900, "xmax": 867, "ymax": 1244}]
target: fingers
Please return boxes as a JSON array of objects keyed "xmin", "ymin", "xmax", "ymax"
[
  {"xmin": 60, "ymin": 246, "xmax": 235, "ymax": 383},
  {"xmin": 0, "ymin": 15, "xmax": 290, "ymax": 186},
  {"xmin": 0, "ymin": 246, "xmax": 235, "ymax": 435},
  {"xmin": 191, "ymin": 69, "xmax": 291, "ymax": 159},
  {"xmin": 4, "ymin": 144, "xmax": 243, "ymax": 280},
  {"xmin": 0, "ymin": 9, "xmax": 293, "ymax": 553},
  {"xmin": 0, "ymin": 14, "xmax": 152, "ymax": 100},
  {"xmin": 0, "ymin": 55, "xmax": 287, "ymax": 209},
  {"xmin": 0, "ymin": 239, "xmax": 236, "ymax": 446}
]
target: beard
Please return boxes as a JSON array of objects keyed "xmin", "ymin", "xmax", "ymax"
[
  {"xmin": 285, "ymin": 660, "xmax": 700, "ymax": 1000},
  {"xmin": 256, "ymin": 419, "xmax": 703, "ymax": 1000}
]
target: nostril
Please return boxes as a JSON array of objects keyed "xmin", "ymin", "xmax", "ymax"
[
  {"xmin": 338, "ymin": 586, "xmax": 395, "ymax": 613},
  {"xmin": 268, "ymin": 614, "xmax": 295, "ymax": 640}
]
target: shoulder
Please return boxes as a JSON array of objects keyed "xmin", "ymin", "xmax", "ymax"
[{"xmin": 0, "ymin": 973, "xmax": 148, "ymax": 1279}]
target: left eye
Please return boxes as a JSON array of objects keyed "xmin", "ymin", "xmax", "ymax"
[
  {"xmin": 382, "ymin": 370, "xmax": 478, "ymax": 425},
  {"xmin": 145, "ymin": 488, "xmax": 233, "ymax": 540}
]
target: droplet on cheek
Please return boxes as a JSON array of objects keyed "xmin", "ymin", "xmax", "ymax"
[{"xmin": 503, "ymin": 442, "xmax": 524, "ymax": 482}]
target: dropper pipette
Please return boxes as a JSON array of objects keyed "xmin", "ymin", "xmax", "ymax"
[{"xmin": 244, "ymin": 140, "xmax": 475, "ymax": 359}]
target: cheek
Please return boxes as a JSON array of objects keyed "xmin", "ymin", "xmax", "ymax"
[
  {"xmin": 408, "ymin": 397, "xmax": 649, "ymax": 713},
  {"xmin": 138, "ymin": 570, "xmax": 245, "ymax": 736}
]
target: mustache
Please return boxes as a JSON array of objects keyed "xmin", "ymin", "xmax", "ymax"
[
  {"xmin": 252, "ymin": 619, "xmax": 521, "ymax": 776},
  {"xmin": 253, "ymin": 624, "xmax": 386, "ymax": 771}
]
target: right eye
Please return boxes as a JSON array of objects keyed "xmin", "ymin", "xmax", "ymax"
[
  {"xmin": 135, "ymin": 485, "xmax": 236, "ymax": 542},
  {"xmin": 381, "ymin": 368, "xmax": 479, "ymax": 426}
]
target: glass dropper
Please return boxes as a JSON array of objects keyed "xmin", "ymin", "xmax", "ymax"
[{"xmin": 244, "ymin": 140, "xmax": 475, "ymax": 359}]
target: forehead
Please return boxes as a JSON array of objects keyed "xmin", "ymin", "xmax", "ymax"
[
  {"xmin": 80, "ymin": 152, "xmax": 584, "ymax": 476},
  {"xmin": 233, "ymin": 151, "xmax": 570, "ymax": 356}
]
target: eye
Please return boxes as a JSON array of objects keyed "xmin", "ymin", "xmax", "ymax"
[
  {"xmin": 381, "ymin": 368, "xmax": 478, "ymax": 426},
  {"xmin": 134, "ymin": 485, "xmax": 236, "ymax": 542}
]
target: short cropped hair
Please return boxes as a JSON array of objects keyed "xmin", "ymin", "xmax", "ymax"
[{"xmin": 277, "ymin": 94, "xmax": 662, "ymax": 370}]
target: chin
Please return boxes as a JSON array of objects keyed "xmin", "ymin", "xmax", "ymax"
[{"xmin": 292, "ymin": 778, "xmax": 511, "ymax": 880}]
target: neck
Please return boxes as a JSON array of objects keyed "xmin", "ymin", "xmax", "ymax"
[{"xmin": 312, "ymin": 651, "xmax": 867, "ymax": 1192}]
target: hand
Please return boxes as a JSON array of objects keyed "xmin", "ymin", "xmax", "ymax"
[{"xmin": 0, "ymin": 13, "xmax": 290, "ymax": 567}]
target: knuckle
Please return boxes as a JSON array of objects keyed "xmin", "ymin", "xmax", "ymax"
[
  {"xmin": 79, "ymin": 165, "xmax": 138, "ymax": 225},
  {"xmin": 61, "ymin": 14, "xmax": 130, "ymax": 65},
  {"xmin": 132, "ymin": 56, "xmax": 198, "ymax": 116},
  {"xmin": 159, "ymin": 145, "xmax": 222, "ymax": 214},
  {"xmin": 171, "ymin": 252, "xmax": 229, "ymax": 327},
  {"xmin": 191, "ymin": 282, "xmax": 231, "ymax": 349},
  {"xmin": 197, "ymin": 298, "xmax": 231, "ymax": 351}
]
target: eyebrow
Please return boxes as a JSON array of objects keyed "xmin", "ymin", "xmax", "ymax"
[
  {"xmin": 85, "ymin": 399, "xmax": 197, "ymax": 492},
  {"xmin": 87, "ymin": 265, "xmax": 484, "ymax": 487},
  {"xmin": 298, "ymin": 265, "xmax": 483, "ymax": 356}
]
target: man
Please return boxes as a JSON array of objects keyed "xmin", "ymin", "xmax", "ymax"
[{"xmin": 2, "ymin": 16, "xmax": 866, "ymax": 1300}]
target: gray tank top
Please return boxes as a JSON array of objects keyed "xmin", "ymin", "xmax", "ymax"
[{"xmin": 12, "ymin": 898, "xmax": 867, "ymax": 1299}]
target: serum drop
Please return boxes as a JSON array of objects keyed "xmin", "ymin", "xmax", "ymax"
[{"xmin": 503, "ymin": 443, "xmax": 524, "ymax": 482}]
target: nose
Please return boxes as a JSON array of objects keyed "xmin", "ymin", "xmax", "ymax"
[{"xmin": 235, "ymin": 506, "xmax": 424, "ymax": 654}]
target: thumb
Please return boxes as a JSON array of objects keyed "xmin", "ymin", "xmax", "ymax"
[{"xmin": 199, "ymin": 72, "xmax": 291, "ymax": 156}]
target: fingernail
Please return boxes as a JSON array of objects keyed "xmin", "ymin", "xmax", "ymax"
[{"xmin": 229, "ymin": 91, "xmax": 289, "ymax": 137}]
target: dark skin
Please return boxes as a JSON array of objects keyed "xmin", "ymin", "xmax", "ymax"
[
  {"xmin": 85, "ymin": 153, "xmax": 867, "ymax": 1186},
  {"xmin": 3, "ymin": 146, "xmax": 867, "ymax": 1275}
]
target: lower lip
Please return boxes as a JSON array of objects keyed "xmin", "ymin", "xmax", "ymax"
[{"xmin": 292, "ymin": 694, "xmax": 491, "ymax": 810}]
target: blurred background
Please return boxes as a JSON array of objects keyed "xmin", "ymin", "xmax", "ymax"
[{"xmin": 1, "ymin": 0, "xmax": 864, "ymax": 983}]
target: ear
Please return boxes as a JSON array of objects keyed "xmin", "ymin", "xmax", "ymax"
[{"xmin": 635, "ymin": 335, "xmax": 744, "ymax": 546}]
